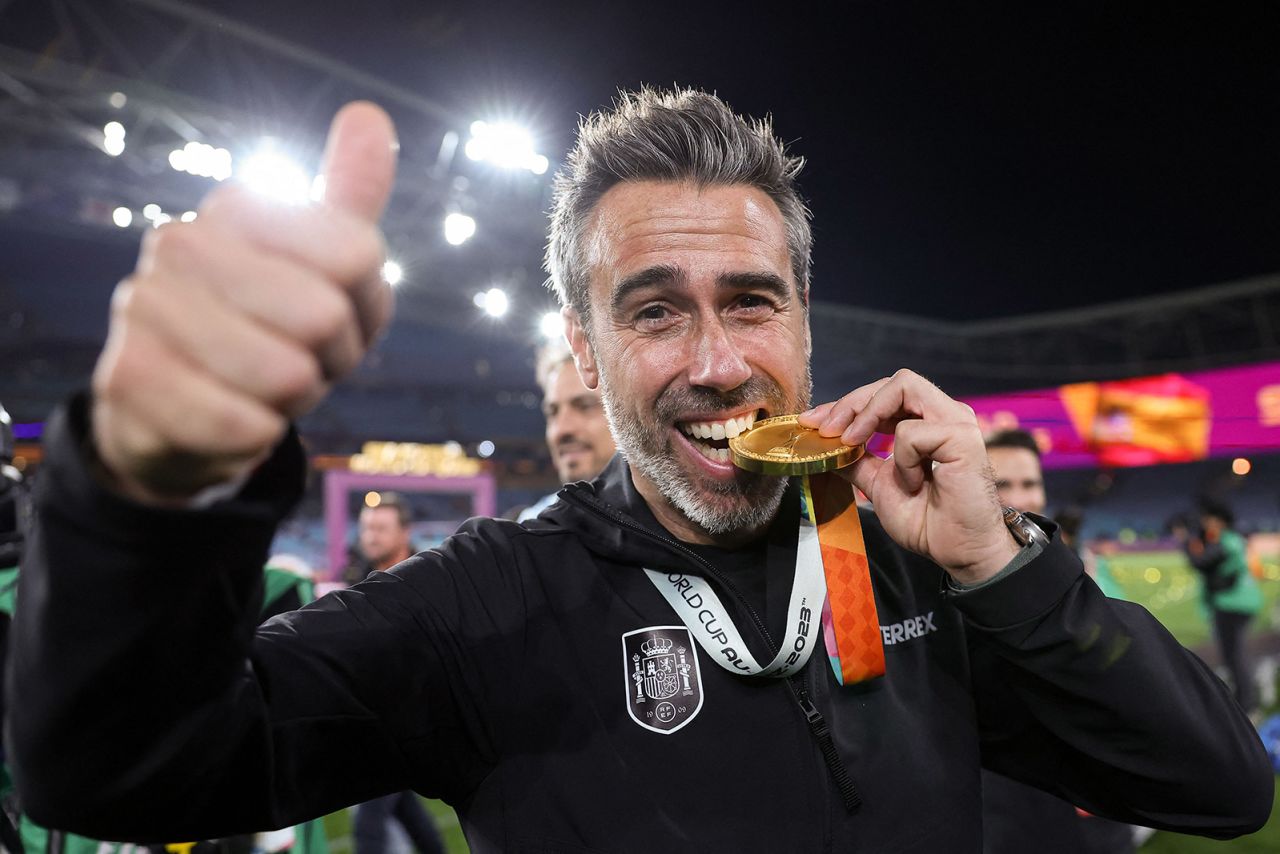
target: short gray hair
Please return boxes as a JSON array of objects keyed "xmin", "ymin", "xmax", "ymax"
[
  {"xmin": 534, "ymin": 337, "xmax": 574, "ymax": 392},
  {"xmin": 545, "ymin": 87, "xmax": 812, "ymax": 324}
]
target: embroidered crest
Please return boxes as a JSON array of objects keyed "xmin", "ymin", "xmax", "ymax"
[{"xmin": 622, "ymin": 626, "xmax": 704, "ymax": 734}]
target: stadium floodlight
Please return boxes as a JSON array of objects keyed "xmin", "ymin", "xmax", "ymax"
[
  {"xmin": 382, "ymin": 260, "xmax": 404, "ymax": 286},
  {"xmin": 180, "ymin": 211, "xmax": 198, "ymax": 223},
  {"xmin": 475, "ymin": 287, "xmax": 509, "ymax": 318},
  {"xmin": 236, "ymin": 144, "xmax": 312, "ymax": 204},
  {"xmin": 171, "ymin": 142, "xmax": 233, "ymax": 181},
  {"xmin": 103, "ymin": 121, "xmax": 126, "ymax": 156},
  {"xmin": 464, "ymin": 120, "xmax": 548, "ymax": 174},
  {"xmin": 477, "ymin": 440, "xmax": 495, "ymax": 458},
  {"xmin": 443, "ymin": 212, "xmax": 477, "ymax": 246},
  {"xmin": 112, "ymin": 207, "xmax": 133, "ymax": 228},
  {"xmin": 142, "ymin": 203, "xmax": 162, "ymax": 221},
  {"xmin": 539, "ymin": 311, "xmax": 563, "ymax": 341}
]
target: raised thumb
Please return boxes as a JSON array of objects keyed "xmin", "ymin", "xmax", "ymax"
[{"xmin": 318, "ymin": 101, "xmax": 398, "ymax": 222}]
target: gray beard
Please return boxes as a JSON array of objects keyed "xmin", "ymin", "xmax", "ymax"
[{"xmin": 597, "ymin": 367, "xmax": 809, "ymax": 537}]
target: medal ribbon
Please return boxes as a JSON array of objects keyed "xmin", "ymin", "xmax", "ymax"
[
  {"xmin": 803, "ymin": 472, "xmax": 885, "ymax": 685},
  {"xmin": 644, "ymin": 473, "xmax": 884, "ymax": 685}
]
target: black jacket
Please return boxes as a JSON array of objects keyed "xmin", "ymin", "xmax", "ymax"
[{"xmin": 7, "ymin": 398, "xmax": 1274, "ymax": 852}]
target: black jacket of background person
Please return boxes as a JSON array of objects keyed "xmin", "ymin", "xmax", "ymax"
[{"xmin": 8, "ymin": 396, "xmax": 1274, "ymax": 853}]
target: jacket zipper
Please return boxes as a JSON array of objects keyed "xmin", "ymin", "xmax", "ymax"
[
  {"xmin": 563, "ymin": 486, "xmax": 863, "ymax": 815},
  {"xmin": 789, "ymin": 673, "xmax": 862, "ymax": 813}
]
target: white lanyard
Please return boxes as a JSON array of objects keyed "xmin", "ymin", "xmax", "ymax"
[{"xmin": 644, "ymin": 512, "xmax": 825, "ymax": 679}]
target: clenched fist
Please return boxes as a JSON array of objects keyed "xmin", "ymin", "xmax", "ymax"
[{"xmin": 91, "ymin": 102, "xmax": 398, "ymax": 503}]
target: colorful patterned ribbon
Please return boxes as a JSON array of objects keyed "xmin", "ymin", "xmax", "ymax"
[{"xmin": 802, "ymin": 472, "xmax": 885, "ymax": 685}]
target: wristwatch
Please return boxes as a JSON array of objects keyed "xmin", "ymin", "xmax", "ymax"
[{"xmin": 1002, "ymin": 506, "xmax": 1050, "ymax": 549}]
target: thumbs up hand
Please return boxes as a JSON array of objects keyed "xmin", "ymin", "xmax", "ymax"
[{"xmin": 91, "ymin": 102, "xmax": 399, "ymax": 503}]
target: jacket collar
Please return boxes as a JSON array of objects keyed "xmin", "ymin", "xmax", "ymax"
[{"xmin": 540, "ymin": 454, "xmax": 799, "ymax": 573}]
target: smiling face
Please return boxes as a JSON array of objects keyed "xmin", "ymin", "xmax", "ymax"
[
  {"xmin": 987, "ymin": 446, "xmax": 1046, "ymax": 515},
  {"xmin": 565, "ymin": 181, "xmax": 812, "ymax": 543},
  {"xmin": 542, "ymin": 360, "xmax": 616, "ymax": 483}
]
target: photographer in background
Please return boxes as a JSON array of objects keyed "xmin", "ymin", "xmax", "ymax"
[{"xmin": 1181, "ymin": 499, "xmax": 1264, "ymax": 715}]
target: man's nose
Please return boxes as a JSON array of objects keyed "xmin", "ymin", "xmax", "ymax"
[
  {"xmin": 687, "ymin": 318, "xmax": 751, "ymax": 391},
  {"xmin": 549, "ymin": 412, "xmax": 578, "ymax": 443}
]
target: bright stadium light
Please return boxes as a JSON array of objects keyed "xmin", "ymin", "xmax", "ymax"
[
  {"xmin": 539, "ymin": 311, "xmax": 563, "ymax": 340},
  {"xmin": 443, "ymin": 212, "xmax": 476, "ymax": 246},
  {"xmin": 475, "ymin": 287, "xmax": 509, "ymax": 318},
  {"xmin": 236, "ymin": 145, "xmax": 312, "ymax": 204},
  {"xmin": 464, "ymin": 120, "xmax": 548, "ymax": 174},
  {"xmin": 180, "ymin": 210, "xmax": 198, "ymax": 223},
  {"xmin": 112, "ymin": 207, "xmax": 133, "ymax": 228},
  {"xmin": 142, "ymin": 203, "xmax": 162, "ymax": 221},
  {"xmin": 170, "ymin": 142, "xmax": 233, "ymax": 181},
  {"xmin": 382, "ymin": 260, "xmax": 404, "ymax": 286},
  {"xmin": 476, "ymin": 440, "xmax": 495, "ymax": 458},
  {"xmin": 102, "ymin": 121, "xmax": 126, "ymax": 156}
]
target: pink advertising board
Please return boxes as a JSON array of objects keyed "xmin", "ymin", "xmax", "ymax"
[{"xmin": 959, "ymin": 362, "xmax": 1280, "ymax": 469}]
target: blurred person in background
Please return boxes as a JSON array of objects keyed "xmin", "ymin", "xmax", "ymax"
[
  {"xmin": 343, "ymin": 491, "xmax": 414, "ymax": 584},
  {"xmin": 358, "ymin": 492, "xmax": 414, "ymax": 573},
  {"xmin": 985, "ymin": 429, "xmax": 1046, "ymax": 514},
  {"xmin": 347, "ymin": 493, "xmax": 443, "ymax": 854},
  {"xmin": 518, "ymin": 340, "xmax": 616, "ymax": 521},
  {"xmin": 981, "ymin": 431, "xmax": 1138, "ymax": 854},
  {"xmin": 1182, "ymin": 498, "xmax": 1264, "ymax": 714}
]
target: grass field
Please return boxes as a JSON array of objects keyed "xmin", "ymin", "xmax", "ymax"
[{"xmin": 321, "ymin": 551, "xmax": 1280, "ymax": 854}]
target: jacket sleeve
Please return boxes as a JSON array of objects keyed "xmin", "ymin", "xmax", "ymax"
[
  {"xmin": 4, "ymin": 396, "xmax": 513, "ymax": 840},
  {"xmin": 954, "ymin": 525, "xmax": 1274, "ymax": 839}
]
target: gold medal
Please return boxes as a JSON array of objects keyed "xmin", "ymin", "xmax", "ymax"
[{"xmin": 729, "ymin": 414, "xmax": 863, "ymax": 475}]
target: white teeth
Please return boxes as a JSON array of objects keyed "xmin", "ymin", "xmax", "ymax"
[
  {"xmin": 688, "ymin": 443, "xmax": 731, "ymax": 463},
  {"xmin": 680, "ymin": 411, "xmax": 761, "ymax": 440}
]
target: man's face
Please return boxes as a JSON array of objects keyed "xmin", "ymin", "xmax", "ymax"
[
  {"xmin": 988, "ymin": 447, "xmax": 1046, "ymax": 514},
  {"xmin": 542, "ymin": 362, "xmax": 616, "ymax": 483},
  {"xmin": 358, "ymin": 505, "xmax": 411, "ymax": 570},
  {"xmin": 568, "ymin": 181, "xmax": 812, "ymax": 536}
]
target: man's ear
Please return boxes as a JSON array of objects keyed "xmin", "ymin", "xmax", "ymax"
[{"xmin": 563, "ymin": 306, "xmax": 600, "ymax": 389}]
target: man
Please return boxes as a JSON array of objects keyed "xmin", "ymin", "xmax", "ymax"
[
  {"xmin": 985, "ymin": 429, "xmax": 1046, "ymax": 514},
  {"xmin": 359, "ymin": 492, "xmax": 414, "ymax": 572},
  {"xmin": 1184, "ymin": 498, "xmax": 1263, "ymax": 713},
  {"xmin": 7, "ymin": 91, "xmax": 1272, "ymax": 851},
  {"xmin": 347, "ymin": 494, "xmax": 444, "ymax": 854},
  {"xmin": 518, "ymin": 342, "xmax": 616, "ymax": 520}
]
